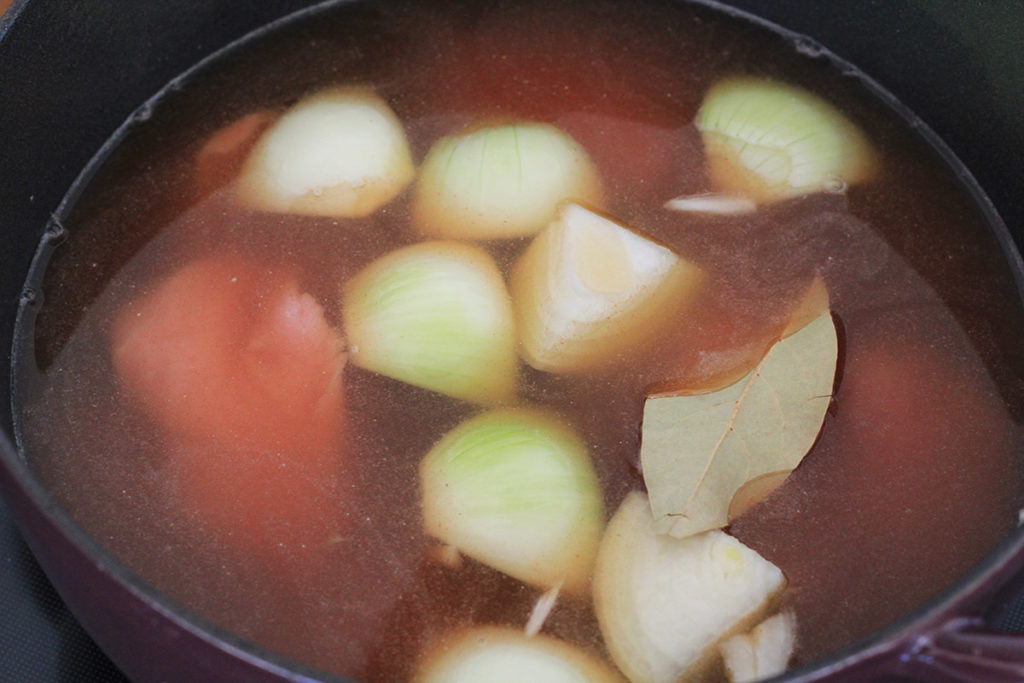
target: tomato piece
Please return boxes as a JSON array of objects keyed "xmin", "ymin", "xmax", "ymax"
[
  {"xmin": 194, "ymin": 111, "xmax": 275, "ymax": 197},
  {"xmin": 112, "ymin": 257, "xmax": 347, "ymax": 556},
  {"xmin": 409, "ymin": 5, "xmax": 691, "ymax": 205}
]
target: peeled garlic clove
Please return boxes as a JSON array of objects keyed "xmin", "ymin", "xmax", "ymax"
[
  {"xmin": 415, "ymin": 626, "xmax": 623, "ymax": 683},
  {"xmin": 342, "ymin": 241, "xmax": 517, "ymax": 405},
  {"xmin": 696, "ymin": 76, "xmax": 876, "ymax": 203},
  {"xmin": 414, "ymin": 122, "xmax": 604, "ymax": 240},
  {"xmin": 237, "ymin": 88, "xmax": 414, "ymax": 217},
  {"xmin": 420, "ymin": 408, "xmax": 603, "ymax": 593},
  {"xmin": 593, "ymin": 492, "xmax": 787, "ymax": 683},
  {"xmin": 512, "ymin": 203, "xmax": 704, "ymax": 373}
]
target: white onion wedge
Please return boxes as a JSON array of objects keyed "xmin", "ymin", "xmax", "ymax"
[
  {"xmin": 415, "ymin": 626, "xmax": 623, "ymax": 683},
  {"xmin": 721, "ymin": 611, "xmax": 798, "ymax": 683},
  {"xmin": 512, "ymin": 203, "xmax": 704, "ymax": 373},
  {"xmin": 695, "ymin": 77, "xmax": 876, "ymax": 203},
  {"xmin": 420, "ymin": 408, "xmax": 603, "ymax": 592},
  {"xmin": 593, "ymin": 492, "xmax": 786, "ymax": 683},
  {"xmin": 237, "ymin": 88, "xmax": 414, "ymax": 217},
  {"xmin": 413, "ymin": 122, "xmax": 605, "ymax": 240},
  {"xmin": 342, "ymin": 241, "xmax": 517, "ymax": 405}
]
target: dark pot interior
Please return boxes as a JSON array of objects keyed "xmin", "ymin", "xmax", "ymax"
[{"xmin": 1, "ymin": 1, "xmax": 1023, "ymax": 681}]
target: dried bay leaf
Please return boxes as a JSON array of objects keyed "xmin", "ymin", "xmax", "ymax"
[
  {"xmin": 641, "ymin": 296, "xmax": 837, "ymax": 539},
  {"xmin": 728, "ymin": 471, "xmax": 791, "ymax": 522}
]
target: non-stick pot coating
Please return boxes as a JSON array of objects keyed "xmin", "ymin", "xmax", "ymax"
[{"xmin": 1, "ymin": 1, "xmax": 1022, "ymax": 681}]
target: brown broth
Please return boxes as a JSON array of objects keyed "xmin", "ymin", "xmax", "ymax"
[{"xmin": 15, "ymin": 0, "xmax": 1024, "ymax": 680}]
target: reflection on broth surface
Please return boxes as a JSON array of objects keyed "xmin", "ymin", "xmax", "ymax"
[{"xmin": 15, "ymin": 0, "xmax": 1024, "ymax": 680}]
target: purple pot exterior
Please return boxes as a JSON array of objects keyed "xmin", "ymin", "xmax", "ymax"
[
  {"xmin": 791, "ymin": 543, "xmax": 1024, "ymax": 682},
  {"xmin": 2, "ymin": 1, "xmax": 1023, "ymax": 682},
  {"xmin": 0, "ymin": 443, "xmax": 328, "ymax": 682}
]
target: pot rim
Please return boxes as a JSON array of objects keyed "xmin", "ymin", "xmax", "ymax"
[{"xmin": 2, "ymin": 1, "xmax": 1023, "ymax": 681}]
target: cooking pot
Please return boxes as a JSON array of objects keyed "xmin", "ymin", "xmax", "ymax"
[{"xmin": 1, "ymin": 0, "xmax": 1023, "ymax": 681}]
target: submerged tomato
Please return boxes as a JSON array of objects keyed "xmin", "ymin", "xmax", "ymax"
[
  {"xmin": 193, "ymin": 111, "xmax": 275, "ymax": 197},
  {"xmin": 412, "ymin": 4, "xmax": 692, "ymax": 204},
  {"xmin": 112, "ymin": 257, "xmax": 347, "ymax": 557},
  {"xmin": 731, "ymin": 335, "xmax": 1019, "ymax": 663}
]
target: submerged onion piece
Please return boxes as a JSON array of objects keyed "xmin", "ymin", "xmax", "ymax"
[
  {"xmin": 720, "ymin": 611, "xmax": 798, "ymax": 683},
  {"xmin": 512, "ymin": 203, "xmax": 704, "ymax": 373},
  {"xmin": 695, "ymin": 76, "xmax": 876, "ymax": 202},
  {"xmin": 664, "ymin": 192, "xmax": 757, "ymax": 216},
  {"xmin": 420, "ymin": 408, "xmax": 604, "ymax": 592},
  {"xmin": 593, "ymin": 492, "xmax": 786, "ymax": 683},
  {"xmin": 237, "ymin": 87, "xmax": 414, "ymax": 217},
  {"xmin": 525, "ymin": 582, "xmax": 562, "ymax": 637},
  {"xmin": 415, "ymin": 626, "xmax": 623, "ymax": 683},
  {"xmin": 413, "ymin": 122, "xmax": 604, "ymax": 239},
  {"xmin": 342, "ymin": 241, "xmax": 517, "ymax": 405}
]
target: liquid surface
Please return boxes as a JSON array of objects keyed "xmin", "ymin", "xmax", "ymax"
[{"xmin": 15, "ymin": 0, "xmax": 1024, "ymax": 680}]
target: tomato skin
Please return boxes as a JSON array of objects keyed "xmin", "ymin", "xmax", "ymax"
[
  {"xmin": 731, "ymin": 335, "xmax": 1019, "ymax": 662},
  {"xmin": 193, "ymin": 111, "xmax": 275, "ymax": 197},
  {"xmin": 112, "ymin": 257, "xmax": 347, "ymax": 557},
  {"xmin": 835, "ymin": 341, "xmax": 1018, "ymax": 523},
  {"xmin": 164, "ymin": 437, "xmax": 342, "ymax": 560},
  {"xmin": 557, "ymin": 112, "xmax": 687, "ymax": 205},
  {"xmin": 112, "ymin": 257, "xmax": 344, "ymax": 451}
]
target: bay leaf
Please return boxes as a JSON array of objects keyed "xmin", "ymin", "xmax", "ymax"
[
  {"xmin": 641, "ymin": 300, "xmax": 837, "ymax": 539},
  {"xmin": 727, "ymin": 471, "xmax": 792, "ymax": 522}
]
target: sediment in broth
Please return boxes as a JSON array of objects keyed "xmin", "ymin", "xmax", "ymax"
[{"xmin": 15, "ymin": 0, "xmax": 1024, "ymax": 680}]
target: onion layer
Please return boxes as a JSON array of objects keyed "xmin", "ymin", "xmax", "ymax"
[
  {"xmin": 512, "ymin": 203, "xmax": 704, "ymax": 373},
  {"xmin": 415, "ymin": 626, "xmax": 623, "ymax": 683},
  {"xmin": 695, "ymin": 77, "xmax": 876, "ymax": 202},
  {"xmin": 720, "ymin": 611, "xmax": 798, "ymax": 683},
  {"xmin": 420, "ymin": 408, "xmax": 603, "ymax": 592},
  {"xmin": 413, "ymin": 122, "xmax": 604, "ymax": 240},
  {"xmin": 593, "ymin": 492, "xmax": 786, "ymax": 683},
  {"xmin": 237, "ymin": 88, "xmax": 414, "ymax": 217},
  {"xmin": 342, "ymin": 241, "xmax": 517, "ymax": 405}
]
